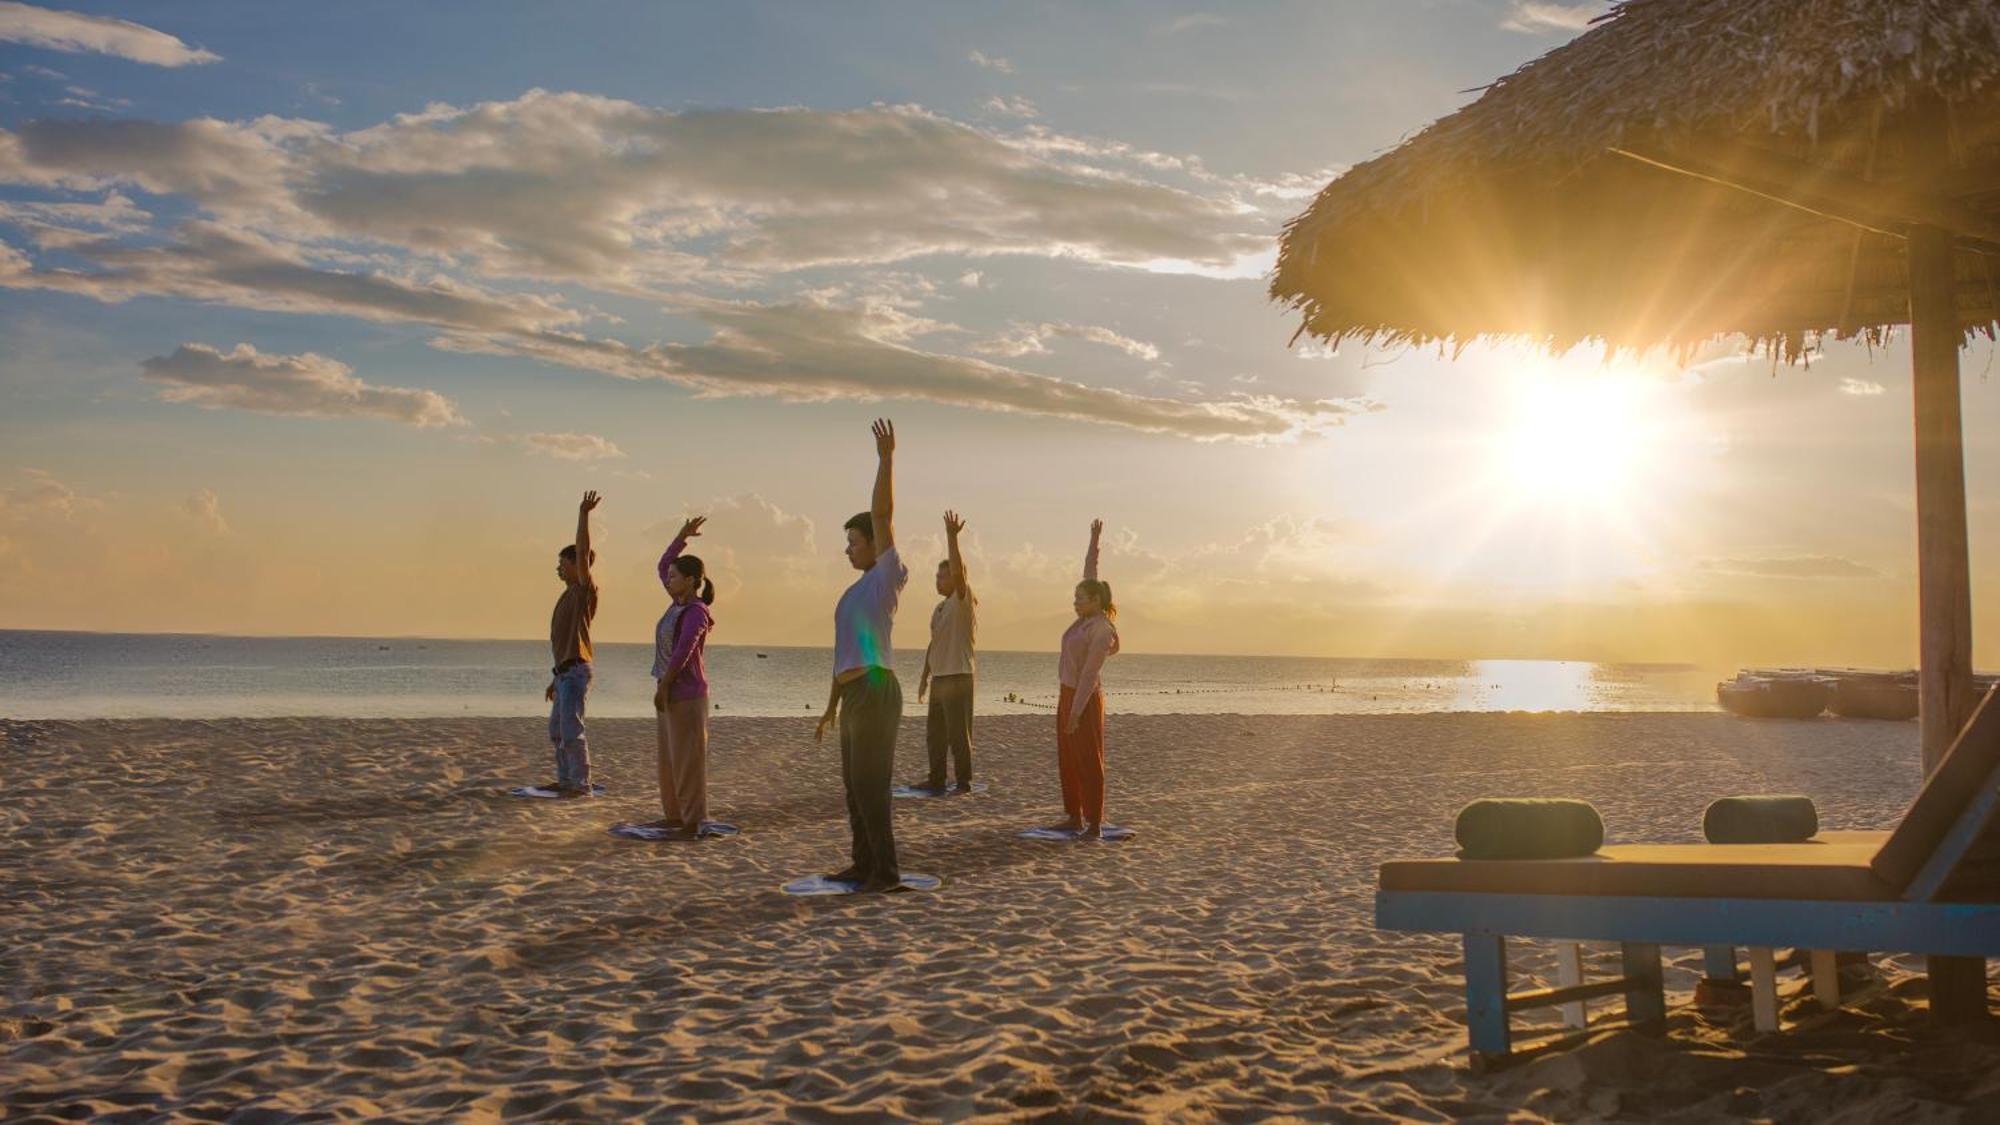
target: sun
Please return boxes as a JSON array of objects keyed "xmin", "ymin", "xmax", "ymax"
[{"xmin": 1490, "ymin": 372, "xmax": 1656, "ymax": 511}]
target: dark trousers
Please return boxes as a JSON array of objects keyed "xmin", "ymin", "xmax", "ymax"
[
  {"xmin": 925, "ymin": 673, "xmax": 975, "ymax": 788},
  {"xmin": 839, "ymin": 667, "xmax": 902, "ymax": 883}
]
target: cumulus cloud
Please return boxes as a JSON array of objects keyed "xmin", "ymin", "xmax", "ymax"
[
  {"xmin": 1500, "ymin": 1, "xmax": 1608, "ymax": 33},
  {"xmin": 0, "ymin": 223, "xmax": 582, "ymax": 333},
  {"xmin": 183, "ymin": 488, "xmax": 227, "ymax": 534},
  {"xmin": 967, "ymin": 50, "xmax": 1014, "ymax": 74},
  {"xmin": 1699, "ymin": 555, "xmax": 1881, "ymax": 579},
  {"xmin": 971, "ymin": 321, "xmax": 1161, "ymax": 362},
  {"xmin": 438, "ymin": 296, "xmax": 1374, "ymax": 442},
  {"xmin": 980, "ymin": 95, "xmax": 1038, "ymax": 119},
  {"xmin": 139, "ymin": 342, "xmax": 464, "ymax": 427},
  {"xmin": 0, "ymin": 94, "xmax": 1269, "ymax": 286},
  {"xmin": 0, "ymin": 467, "xmax": 98, "ymax": 518},
  {"xmin": 519, "ymin": 432, "xmax": 625, "ymax": 461},
  {"xmin": 0, "ymin": 93, "xmax": 1355, "ymax": 441},
  {"xmin": 0, "ymin": 2, "xmax": 219, "ymax": 66},
  {"xmin": 1839, "ymin": 378, "xmax": 1887, "ymax": 396}
]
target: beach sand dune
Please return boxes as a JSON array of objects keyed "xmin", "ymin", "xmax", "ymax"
[{"xmin": 4, "ymin": 713, "xmax": 1997, "ymax": 1120}]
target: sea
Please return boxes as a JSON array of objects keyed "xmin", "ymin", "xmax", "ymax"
[{"xmin": 0, "ymin": 630, "xmax": 1720, "ymax": 719}]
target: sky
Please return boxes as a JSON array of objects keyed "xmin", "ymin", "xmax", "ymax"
[{"xmin": 2, "ymin": 0, "xmax": 1997, "ymax": 666}]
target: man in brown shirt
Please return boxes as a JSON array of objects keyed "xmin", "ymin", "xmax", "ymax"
[{"xmin": 547, "ymin": 490, "xmax": 602, "ymax": 796}]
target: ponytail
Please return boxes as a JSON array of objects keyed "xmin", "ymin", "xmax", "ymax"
[{"xmin": 672, "ymin": 554, "xmax": 718, "ymax": 608}]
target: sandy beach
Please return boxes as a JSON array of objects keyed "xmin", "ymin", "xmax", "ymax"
[{"xmin": 4, "ymin": 712, "xmax": 1997, "ymax": 1121}]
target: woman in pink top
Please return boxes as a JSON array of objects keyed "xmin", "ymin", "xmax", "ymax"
[
  {"xmin": 1052, "ymin": 518, "xmax": 1120, "ymax": 838},
  {"xmin": 646, "ymin": 515, "xmax": 717, "ymax": 839}
]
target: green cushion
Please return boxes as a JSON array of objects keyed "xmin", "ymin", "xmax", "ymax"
[
  {"xmin": 1704, "ymin": 795, "xmax": 1819, "ymax": 844},
  {"xmin": 1454, "ymin": 798, "xmax": 1604, "ymax": 860}
]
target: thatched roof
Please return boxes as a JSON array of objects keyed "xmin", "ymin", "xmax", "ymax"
[{"xmin": 1272, "ymin": 0, "xmax": 2000, "ymax": 358}]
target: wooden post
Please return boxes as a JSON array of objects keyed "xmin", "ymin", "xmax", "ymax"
[
  {"xmin": 1556, "ymin": 943, "xmax": 1587, "ymax": 1028},
  {"xmin": 1810, "ymin": 950, "xmax": 1840, "ymax": 1010},
  {"xmin": 1463, "ymin": 934, "xmax": 1511, "ymax": 1060},
  {"xmin": 1748, "ymin": 947, "xmax": 1779, "ymax": 1032},
  {"xmin": 1702, "ymin": 945, "xmax": 1740, "ymax": 982},
  {"xmin": 1619, "ymin": 942, "xmax": 1666, "ymax": 1031},
  {"xmin": 1906, "ymin": 98, "xmax": 1988, "ymax": 1023},
  {"xmin": 1910, "ymin": 218, "xmax": 1975, "ymax": 774}
]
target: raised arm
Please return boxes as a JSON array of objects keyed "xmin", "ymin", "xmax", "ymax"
[
  {"xmin": 1083, "ymin": 518, "xmax": 1102, "ymax": 581},
  {"xmin": 944, "ymin": 510, "xmax": 968, "ymax": 598},
  {"xmin": 657, "ymin": 515, "xmax": 705, "ymax": 589},
  {"xmin": 870, "ymin": 418, "xmax": 895, "ymax": 551},
  {"xmin": 576, "ymin": 491, "xmax": 602, "ymax": 586}
]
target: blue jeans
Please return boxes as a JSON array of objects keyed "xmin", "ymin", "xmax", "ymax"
[{"xmin": 547, "ymin": 662, "xmax": 593, "ymax": 789}]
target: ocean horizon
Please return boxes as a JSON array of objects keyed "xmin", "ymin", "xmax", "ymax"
[{"xmin": 0, "ymin": 628, "xmax": 1719, "ymax": 719}]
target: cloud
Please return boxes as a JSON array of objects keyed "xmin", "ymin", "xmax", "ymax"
[
  {"xmin": 183, "ymin": 488, "xmax": 227, "ymax": 534},
  {"xmin": 519, "ymin": 432, "xmax": 625, "ymax": 461},
  {"xmin": 957, "ymin": 270, "xmax": 983, "ymax": 289},
  {"xmin": 1500, "ymin": 2, "xmax": 1609, "ymax": 33},
  {"xmin": 443, "ymin": 296, "xmax": 1374, "ymax": 442},
  {"xmin": 1159, "ymin": 13, "xmax": 1226, "ymax": 34},
  {"xmin": 0, "ymin": 2, "xmax": 219, "ymax": 66},
  {"xmin": 980, "ymin": 95, "xmax": 1038, "ymax": 119},
  {"xmin": 0, "ymin": 94, "xmax": 1270, "ymax": 282},
  {"xmin": 972, "ymin": 321, "xmax": 1161, "ymax": 362},
  {"xmin": 139, "ymin": 342, "xmax": 465, "ymax": 427},
  {"xmin": 0, "ymin": 467, "xmax": 98, "ymax": 518},
  {"xmin": 1839, "ymin": 378, "xmax": 1887, "ymax": 397},
  {"xmin": 1699, "ymin": 555, "xmax": 1882, "ymax": 580},
  {"xmin": 967, "ymin": 50, "xmax": 1014, "ymax": 74},
  {"xmin": 0, "ymin": 223, "xmax": 583, "ymax": 333}
]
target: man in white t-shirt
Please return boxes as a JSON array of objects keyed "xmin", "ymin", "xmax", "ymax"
[
  {"xmin": 814, "ymin": 419, "xmax": 910, "ymax": 892},
  {"xmin": 914, "ymin": 509, "xmax": 975, "ymax": 794}
]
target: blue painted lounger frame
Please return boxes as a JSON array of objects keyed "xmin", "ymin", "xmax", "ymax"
[
  {"xmin": 1376, "ymin": 689, "xmax": 2000, "ymax": 1064},
  {"xmin": 1376, "ymin": 892, "xmax": 2000, "ymax": 1060}
]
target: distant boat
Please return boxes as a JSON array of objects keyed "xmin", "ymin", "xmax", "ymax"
[
  {"xmin": 1717, "ymin": 672, "xmax": 1833, "ymax": 719},
  {"xmin": 756, "ymin": 653, "xmax": 769, "ymax": 659},
  {"xmin": 1825, "ymin": 670, "xmax": 1919, "ymax": 722}
]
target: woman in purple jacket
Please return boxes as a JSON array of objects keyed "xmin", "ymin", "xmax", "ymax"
[{"xmin": 649, "ymin": 516, "xmax": 717, "ymax": 838}]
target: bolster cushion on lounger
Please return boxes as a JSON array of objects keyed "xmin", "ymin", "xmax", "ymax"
[
  {"xmin": 1454, "ymin": 798, "xmax": 1605, "ymax": 860},
  {"xmin": 1703, "ymin": 795, "xmax": 1819, "ymax": 844}
]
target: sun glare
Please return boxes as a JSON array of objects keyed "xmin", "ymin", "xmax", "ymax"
[{"xmin": 1491, "ymin": 372, "xmax": 1656, "ymax": 511}]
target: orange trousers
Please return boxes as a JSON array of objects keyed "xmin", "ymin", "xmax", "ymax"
[{"xmin": 1055, "ymin": 686, "xmax": 1105, "ymax": 825}]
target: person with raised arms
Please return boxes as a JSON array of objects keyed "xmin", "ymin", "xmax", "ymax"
[
  {"xmin": 1050, "ymin": 519, "xmax": 1120, "ymax": 838},
  {"xmin": 814, "ymin": 419, "xmax": 910, "ymax": 893},
  {"xmin": 913, "ymin": 509, "xmax": 976, "ymax": 795},
  {"xmin": 647, "ymin": 515, "xmax": 717, "ymax": 838},
  {"xmin": 544, "ymin": 490, "xmax": 603, "ymax": 797}
]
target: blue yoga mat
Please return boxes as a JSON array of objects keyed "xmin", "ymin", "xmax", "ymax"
[
  {"xmin": 507, "ymin": 782, "xmax": 607, "ymax": 799},
  {"xmin": 1017, "ymin": 825, "xmax": 1134, "ymax": 842},
  {"xmin": 891, "ymin": 782, "xmax": 990, "ymax": 799},
  {"xmin": 780, "ymin": 873, "xmax": 942, "ymax": 896},
  {"xmin": 607, "ymin": 821, "xmax": 739, "ymax": 840}
]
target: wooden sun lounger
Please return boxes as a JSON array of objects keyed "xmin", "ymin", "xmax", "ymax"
[{"xmin": 1376, "ymin": 689, "xmax": 2000, "ymax": 1065}]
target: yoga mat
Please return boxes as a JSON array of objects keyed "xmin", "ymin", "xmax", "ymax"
[
  {"xmin": 891, "ymin": 781, "xmax": 990, "ymax": 799},
  {"xmin": 780, "ymin": 873, "xmax": 942, "ymax": 896},
  {"xmin": 507, "ymin": 782, "xmax": 607, "ymax": 799},
  {"xmin": 608, "ymin": 821, "xmax": 739, "ymax": 840},
  {"xmin": 1017, "ymin": 825, "xmax": 1134, "ymax": 842}
]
